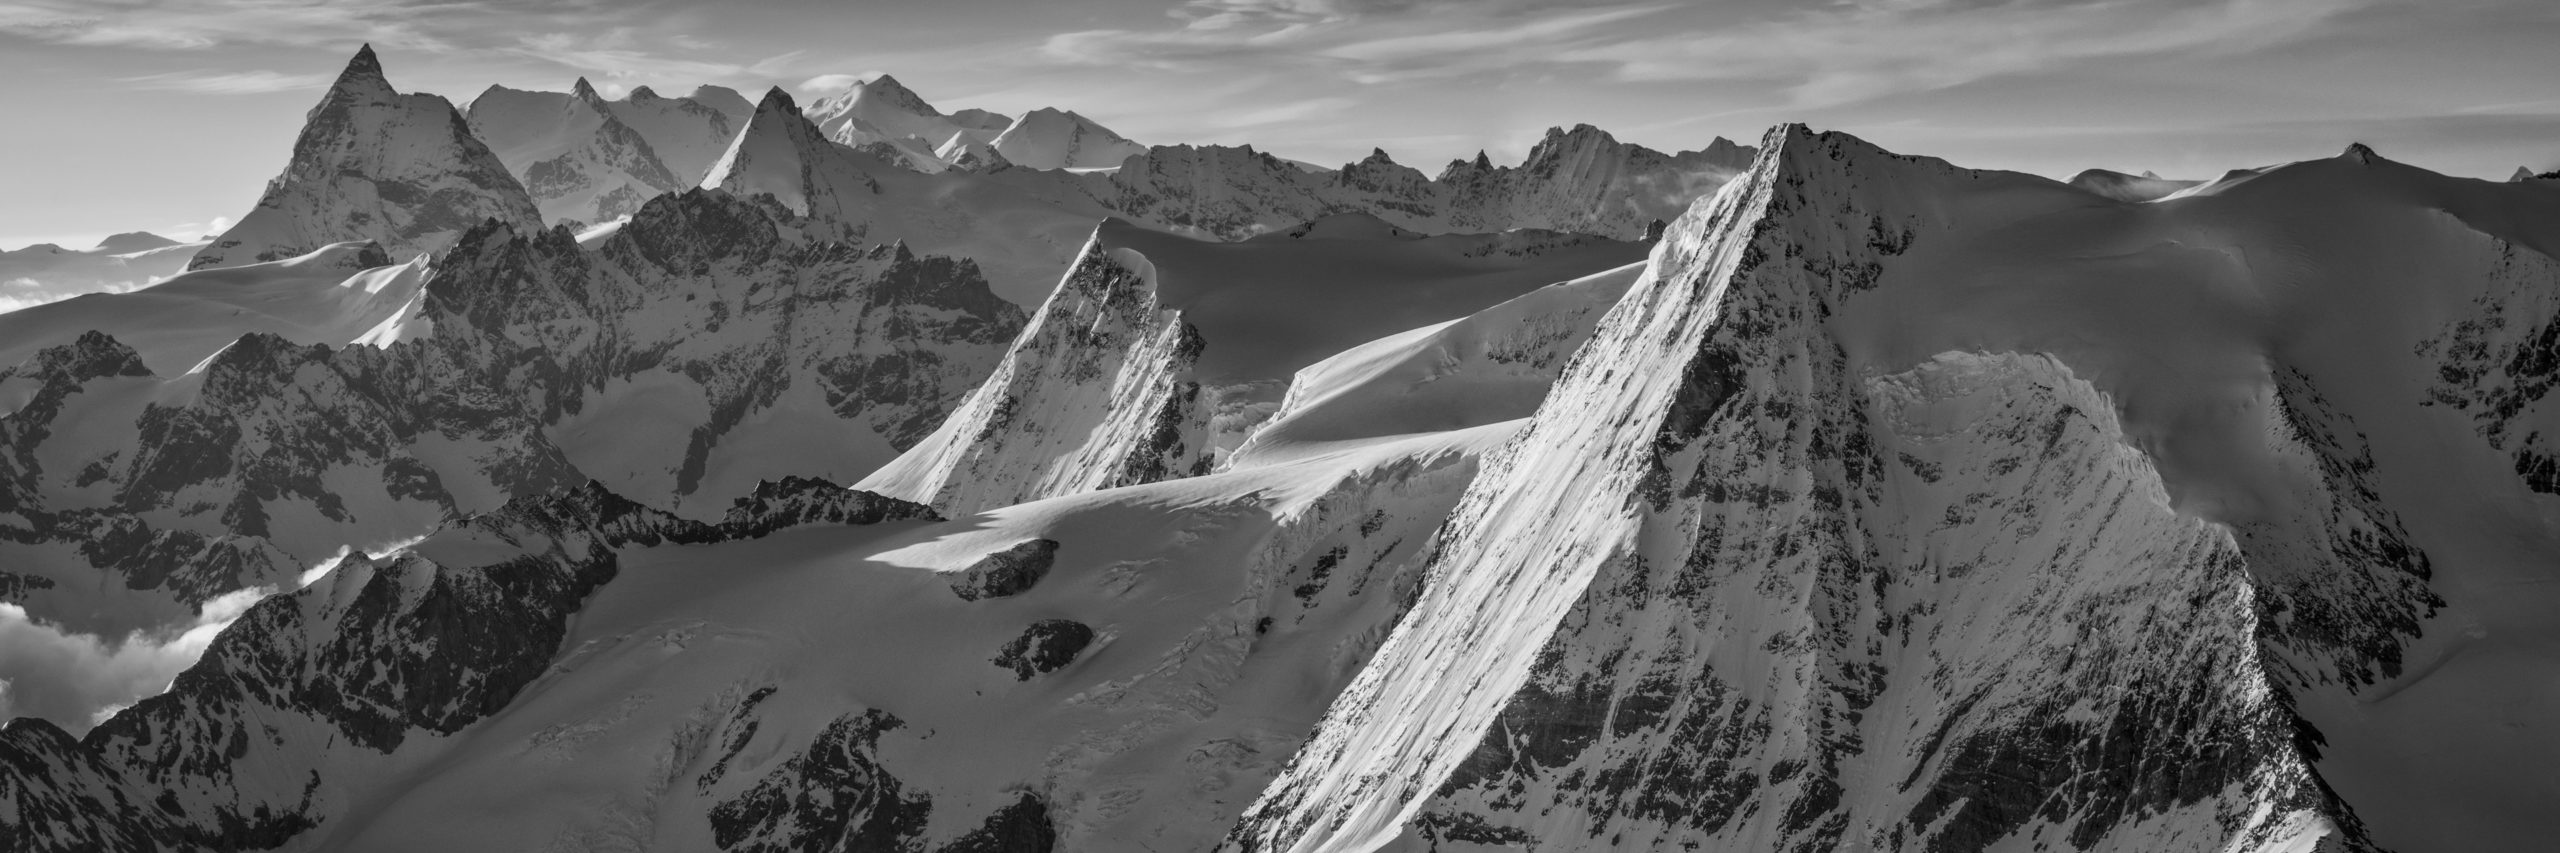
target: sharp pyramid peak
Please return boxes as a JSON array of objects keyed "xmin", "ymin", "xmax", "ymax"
[
  {"xmin": 754, "ymin": 86, "xmax": 801, "ymax": 115},
  {"xmin": 329, "ymin": 43, "xmax": 394, "ymax": 96},
  {"xmin": 345, "ymin": 43, "xmax": 382, "ymax": 78},
  {"xmin": 571, "ymin": 76, "xmax": 603, "ymax": 102}
]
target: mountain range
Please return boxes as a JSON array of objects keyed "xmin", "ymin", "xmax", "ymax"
[{"xmin": 3, "ymin": 43, "xmax": 2557, "ymax": 853}]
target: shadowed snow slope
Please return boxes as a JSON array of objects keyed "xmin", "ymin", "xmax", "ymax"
[
  {"xmin": 189, "ymin": 46, "xmax": 540, "ymax": 271},
  {"xmin": 860, "ymin": 216, "xmax": 1646, "ymax": 515},
  {"xmin": 0, "ymin": 242, "xmax": 417, "ymax": 375}
]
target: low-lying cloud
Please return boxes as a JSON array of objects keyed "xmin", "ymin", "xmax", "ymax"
[{"xmin": 0, "ymin": 587, "xmax": 271, "ymax": 733}]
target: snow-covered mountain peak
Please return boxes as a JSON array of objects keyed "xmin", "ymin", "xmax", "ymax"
[
  {"xmin": 990, "ymin": 106, "xmax": 1148, "ymax": 170},
  {"xmin": 855, "ymin": 74, "xmax": 935, "ymax": 115},
  {"xmin": 187, "ymin": 45, "xmax": 539, "ymax": 271},
  {"xmin": 570, "ymin": 76, "xmax": 603, "ymax": 103},
  {"xmin": 700, "ymin": 86, "xmax": 880, "ymax": 224}
]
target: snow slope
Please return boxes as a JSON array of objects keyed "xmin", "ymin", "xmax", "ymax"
[
  {"xmin": 990, "ymin": 107, "xmax": 1149, "ymax": 171},
  {"xmin": 0, "ymin": 241, "xmax": 419, "ymax": 374},
  {"xmin": 189, "ymin": 45, "xmax": 540, "ymax": 271}
]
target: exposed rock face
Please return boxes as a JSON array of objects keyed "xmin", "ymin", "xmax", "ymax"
[
  {"xmin": 189, "ymin": 45, "xmax": 541, "ymax": 270},
  {"xmin": 993, "ymin": 618, "xmax": 1097, "ymax": 679},
  {"xmin": 1223, "ymin": 126, "xmax": 2417, "ymax": 852},
  {"xmin": 0, "ymin": 189, "xmax": 1022, "ymax": 639},
  {"xmin": 2417, "ymin": 234, "xmax": 2560, "ymax": 496},
  {"xmin": 859, "ymin": 227, "xmax": 1211, "ymax": 515},
  {"xmin": 948, "ymin": 538, "xmax": 1062, "ymax": 601}
]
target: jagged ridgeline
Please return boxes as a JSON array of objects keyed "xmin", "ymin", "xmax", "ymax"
[{"xmin": 8, "ymin": 41, "xmax": 2560, "ymax": 853}]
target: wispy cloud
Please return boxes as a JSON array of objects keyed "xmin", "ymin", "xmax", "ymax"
[
  {"xmin": 1561, "ymin": 0, "xmax": 2379, "ymax": 107},
  {"xmin": 121, "ymin": 69, "xmax": 333, "ymax": 94},
  {"xmin": 1043, "ymin": 0, "xmax": 2376, "ymax": 103},
  {"xmin": 508, "ymin": 27, "xmax": 804, "ymax": 84},
  {"xmin": 1039, "ymin": 0, "xmax": 1663, "ymax": 79},
  {"xmin": 0, "ymin": 1, "xmax": 789, "ymax": 91},
  {"xmin": 1207, "ymin": 95, "xmax": 1359, "ymax": 128}
]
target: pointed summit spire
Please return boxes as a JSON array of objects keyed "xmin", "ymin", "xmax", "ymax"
[
  {"xmin": 571, "ymin": 76, "xmax": 604, "ymax": 103},
  {"xmin": 327, "ymin": 43, "xmax": 394, "ymax": 100},
  {"xmin": 188, "ymin": 41, "xmax": 539, "ymax": 270},
  {"xmin": 755, "ymin": 86, "xmax": 800, "ymax": 116},
  {"xmin": 343, "ymin": 43, "xmax": 382, "ymax": 81}
]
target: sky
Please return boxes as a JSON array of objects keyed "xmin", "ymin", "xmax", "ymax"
[{"xmin": 1, "ymin": 0, "xmax": 2556, "ymax": 250}]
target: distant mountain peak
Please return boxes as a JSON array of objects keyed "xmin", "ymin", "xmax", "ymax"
[
  {"xmin": 2342, "ymin": 141, "xmax": 2382, "ymax": 164},
  {"xmin": 859, "ymin": 74, "xmax": 936, "ymax": 114},
  {"xmin": 570, "ymin": 76, "xmax": 603, "ymax": 103},
  {"xmin": 92, "ymin": 231, "xmax": 180, "ymax": 254},
  {"xmin": 188, "ymin": 45, "xmax": 539, "ymax": 270},
  {"xmin": 626, "ymin": 85, "xmax": 659, "ymax": 101}
]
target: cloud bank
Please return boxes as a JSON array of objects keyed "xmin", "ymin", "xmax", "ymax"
[{"xmin": 0, "ymin": 587, "xmax": 270, "ymax": 733}]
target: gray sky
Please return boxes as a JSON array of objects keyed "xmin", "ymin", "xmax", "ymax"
[{"xmin": 3, "ymin": 0, "xmax": 2556, "ymax": 250}]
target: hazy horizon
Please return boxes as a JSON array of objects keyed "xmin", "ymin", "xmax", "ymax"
[{"xmin": 4, "ymin": 0, "xmax": 2556, "ymax": 250}]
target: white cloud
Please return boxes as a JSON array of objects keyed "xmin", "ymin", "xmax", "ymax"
[
  {"xmin": 0, "ymin": 587, "xmax": 272, "ymax": 734},
  {"xmin": 798, "ymin": 73, "xmax": 863, "ymax": 95},
  {"xmin": 121, "ymin": 69, "xmax": 335, "ymax": 94}
]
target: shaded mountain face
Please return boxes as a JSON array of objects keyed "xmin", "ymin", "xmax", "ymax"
[
  {"xmin": 464, "ymin": 79, "xmax": 687, "ymax": 228},
  {"xmin": 188, "ymin": 46, "xmax": 541, "ymax": 271}
]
